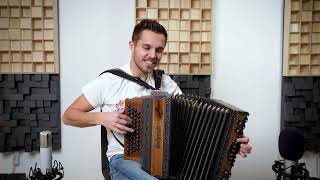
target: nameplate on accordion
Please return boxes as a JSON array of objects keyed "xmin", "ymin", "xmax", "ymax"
[{"xmin": 124, "ymin": 91, "xmax": 249, "ymax": 180}]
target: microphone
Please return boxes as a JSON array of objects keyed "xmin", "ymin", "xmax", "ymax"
[
  {"xmin": 40, "ymin": 131, "xmax": 52, "ymax": 174},
  {"xmin": 278, "ymin": 127, "xmax": 304, "ymax": 180},
  {"xmin": 272, "ymin": 127, "xmax": 313, "ymax": 180}
]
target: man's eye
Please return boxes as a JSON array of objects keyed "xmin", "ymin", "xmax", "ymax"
[
  {"xmin": 143, "ymin": 46, "xmax": 150, "ymax": 50},
  {"xmin": 156, "ymin": 48, "xmax": 164, "ymax": 53}
]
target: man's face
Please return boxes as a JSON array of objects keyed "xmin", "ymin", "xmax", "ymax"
[{"xmin": 130, "ymin": 30, "xmax": 166, "ymax": 75}]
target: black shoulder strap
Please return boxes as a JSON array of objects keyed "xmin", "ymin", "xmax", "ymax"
[
  {"xmin": 99, "ymin": 68, "xmax": 163, "ymax": 90},
  {"xmin": 111, "ymin": 130, "xmax": 124, "ymax": 147},
  {"xmin": 153, "ymin": 69, "xmax": 164, "ymax": 90}
]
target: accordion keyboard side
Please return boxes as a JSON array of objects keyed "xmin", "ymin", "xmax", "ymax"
[
  {"xmin": 204, "ymin": 98, "xmax": 249, "ymax": 180},
  {"xmin": 215, "ymin": 110, "xmax": 249, "ymax": 180},
  {"xmin": 124, "ymin": 95, "xmax": 171, "ymax": 178},
  {"xmin": 123, "ymin": 97, "xmax": 145, "ymax": 163}
]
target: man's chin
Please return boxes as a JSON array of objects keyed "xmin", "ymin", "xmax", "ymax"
[
  {"xmin": 144, "ymin": 68, "xmax": 154, "ymax": 73},
  {"xmin": 144, "ymin": 64, "xmax": 157, "ymax": 72},
  {"xmin": 143, "ymin": 67, "xmax": 156, "ymax": 74}
]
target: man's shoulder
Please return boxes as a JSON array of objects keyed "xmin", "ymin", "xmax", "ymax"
[
  {"xmin": 161, "ymin": 73, "xmax": 174, "ymax": 83},
  {"xmin": 159, "ymin": 73, "xmax": 182, "ymax": 94},
  {"xmin": 99, "ymin": 64, "xmax": 131, "ymax": 77},
  {"xmin": 98, "ymin": 70, "xmax": 124, "ymax": 81},
  {"xmin": 99, "ymin": 64, "xmax": 129, "ymax": 78},
  {"xmin": 161, "ymin": 74, "xmax": 178, "ymax": 87}
]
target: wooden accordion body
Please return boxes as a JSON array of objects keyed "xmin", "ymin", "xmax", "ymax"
[{"xmin": 124, "ymin": 92, "xmax": 249, "ymax": 180}]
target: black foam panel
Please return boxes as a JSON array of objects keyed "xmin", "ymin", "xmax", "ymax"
[
  {"xmin": 170, "ymin": 75, "xmax": 211, "ymax": 98},
  {"xmin": 281, "ymin": 77, "xmax": 320, "ymax": 151},
  {"xmin": 0, "ymin": 74, "xmax": 61, "ymax": 152}
]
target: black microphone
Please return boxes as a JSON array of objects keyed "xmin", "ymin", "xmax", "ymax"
[
  {"xmin": 272, "ymin": 127, "xmax": 315, "ymax": 180},
  {"xmin": 279, "ymin": 127, "xmax": 304, "ymax": 161},
  {"xmin": 278, "ymin": 127, "xmax": 304, "ymax": 180}
]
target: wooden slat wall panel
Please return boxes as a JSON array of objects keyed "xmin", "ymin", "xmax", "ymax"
[
  {"xmin": 136, "ymin": 0, "xmax": 213, "ymax": 75},
  {"xmin": 0, "ymin": 0, "xmax": 59, "ymax": 74},
  {"xmin": 283, "ymin": 0, "xmax": 320, "ymax": 76}
]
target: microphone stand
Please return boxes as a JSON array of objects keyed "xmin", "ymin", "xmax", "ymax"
[
  {"xmin": 29, "ymin": 160, "xmax": 64, "ymax": 180},
  {"xmin": 29, "ymin": 131, "xmax": 64, "ymax": 180},
  {"xmin": 272, "ymin": 160, "xmax": 310, "ymax": 180}
]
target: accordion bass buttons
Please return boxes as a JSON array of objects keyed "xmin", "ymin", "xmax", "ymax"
[
  {"xmin": 228, "ymin": 139, "xmax": 239, "ymax": 166},
  {"xmin": 125, "ymin": 105, "xmax": 142, "ymax": 155},
  {"xmin": 221, "ymin": 170, "xmax": 231, "ymax": 180},
  {"xmin": 235, "ymin": 119, "xmax": 247, "ymax": 135}
]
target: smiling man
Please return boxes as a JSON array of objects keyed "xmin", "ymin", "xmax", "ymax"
[
  {"xmin": 63, "ymin": 19, "xmax": 252, "ymax": 180},
  {"xmin": 129, "ymin": 27, "xmax": 166, "ymax": 80}
]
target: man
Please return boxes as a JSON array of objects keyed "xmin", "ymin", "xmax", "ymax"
[{"xmin": 63, "ymin": 19, "xmax": 252, "ymax": 180}]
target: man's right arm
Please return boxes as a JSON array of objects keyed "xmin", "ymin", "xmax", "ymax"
[{"xmin": 63, "ymin": 94, "xmax": 133, "ymax": 134}]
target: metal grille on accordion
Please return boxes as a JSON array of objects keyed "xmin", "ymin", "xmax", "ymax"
[{"xmin": 124, "ymin": 91, "xmax": 249, "ymax": 180}]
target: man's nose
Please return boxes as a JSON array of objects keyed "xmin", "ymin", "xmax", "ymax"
[{"xmin": 149, "ymin": 49, "xmax": 156, "ymax": 58}]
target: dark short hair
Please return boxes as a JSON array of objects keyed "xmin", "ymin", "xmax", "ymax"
[{"xmin": 131, "ymin": 19, "xmax": 167, "ymax": 43}]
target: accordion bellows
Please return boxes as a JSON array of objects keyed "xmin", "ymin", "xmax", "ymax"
[{"xmin": 124, "ymin": 91, "xmax": 249, "ymax": 180}]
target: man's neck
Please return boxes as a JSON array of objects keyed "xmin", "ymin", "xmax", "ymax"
[{"xmin": 130, "ymin": 60, "xmax": 148, "ymax": 81}]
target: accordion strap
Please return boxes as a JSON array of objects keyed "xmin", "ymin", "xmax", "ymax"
[
  {"xmin": 99, "ymin": 68, "xmax": 164, "ymax": 148},
  {"xmin": 111, "ymin": 131, "xmax": 124, "ymax": 147},
  {"xmin": 99, "ymin": 68, "xmax": 164, "ymax": 90},
  {"xmin": 153, "ymin": 69, "xmax": 164, "ymax": 90}
]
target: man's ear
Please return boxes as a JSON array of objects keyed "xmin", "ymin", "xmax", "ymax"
[{"xmin": 129, "ymin": 41, "xmax": 135, "ymax": 52}]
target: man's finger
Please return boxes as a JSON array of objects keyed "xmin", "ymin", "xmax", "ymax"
[
  {"xmin": 118, "ymin": 119, "xmax": 131, "ymax": 126},
  {"xmin": 119, "ymin": 114, "xmax": 132, "ymax": 122},
  {"xmin": 116, "ymin": 124, "xmax": 134, "ymax": 133},
  {"xmin": 237, "ymin": 137, "xmax": 249, "ymax": 143},
  {"xmin": 239, "ymin": 151, "xmax": 247, "ymax": 158},
  {"xmin": 240, "ymin": 147, "xmax": 251, "ymax": 154},
  {"xmin": 240, "ymin": 143, "xmax": 252, "ymax": 149},
  {"xmin": 112, "ymin": 128, "xmax": 127, "ymax": 135},
  {"xmin": 117, "ymin": 109, "xmax": 125, "ymax": 113}
]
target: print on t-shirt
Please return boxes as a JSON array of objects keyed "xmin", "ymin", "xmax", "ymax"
[{"xmin": 115, "ymin": 100, "xmax": 125, "ymax": 111}]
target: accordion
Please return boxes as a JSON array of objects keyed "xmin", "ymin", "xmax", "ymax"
[{"xmin": 124, "ymin": 92, "xmax": 249, "ymax": 180}]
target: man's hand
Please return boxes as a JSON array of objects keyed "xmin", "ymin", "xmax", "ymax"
[
  {"xmin": 99, "ymin": 109, "xmax": 134, "ymax": 135},
  {"xmin": 237, "ymin": 136, "xmax": 252, "ymax": 158}
]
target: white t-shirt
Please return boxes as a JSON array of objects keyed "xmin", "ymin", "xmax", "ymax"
[{"xmin": 82, "ymin": 63, "xmax": 182, "ymax": 160}]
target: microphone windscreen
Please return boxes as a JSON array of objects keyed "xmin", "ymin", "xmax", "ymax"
[{"xmin": 279, "ymin": 127, "xmax": 304, "ymax": 161}]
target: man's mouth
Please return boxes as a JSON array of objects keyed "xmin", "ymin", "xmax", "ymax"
[{"xmin": 144, "ymin": 59, "xmax": 157, "ymax": 65}]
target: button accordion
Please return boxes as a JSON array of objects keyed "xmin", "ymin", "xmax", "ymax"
[{"xmin": 124, "ymin": 91, "xmax": 249, "ymax": 180}]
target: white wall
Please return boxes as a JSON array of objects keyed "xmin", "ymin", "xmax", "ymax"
[
  {"xmin": 213, "ymin": 0, "xmax": 320, "ymax": 179},
  {"xmin": 0, "ymin": 0, "xmax": 134, "ymax": 179},
  {"xmin": 0, "ymin": 0, "xmax": 319, "ymax": 179},
  {"xmin": 212, "ymin": 0, "xmax": 283, "ymax": 179},
  {"xmin": 57, "ymin": 0, "xmax": 134, "ymax": 179}
]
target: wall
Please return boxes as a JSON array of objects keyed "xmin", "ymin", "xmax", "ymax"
[
  {"xmin": 212, "ymin": 0, "xmax": 283, "ymax": 179},
  {"xmin": 213, "ymin": 0, "xmax": 319, "ymax": 179},
  {"xmin": 0, "ymin": 0, "xmax": 319, "ymax": 179},
  {"xmin": 0, "ymin": 0, "xmax": 134, "ymax": 179}
]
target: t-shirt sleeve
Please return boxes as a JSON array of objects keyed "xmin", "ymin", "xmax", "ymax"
[
  {"xmin": 82, "ymin": 75, "xmax": 110, "ymax": 108},
  {"xmin": 161, "ymin": 75, "xmax": 182, "ymax": 95},
  {"xmin": 172, "ymin": 85, "xmax": 182, "ymax": 95}
]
